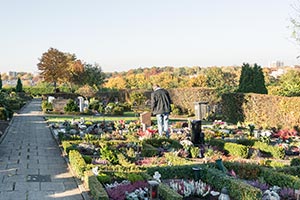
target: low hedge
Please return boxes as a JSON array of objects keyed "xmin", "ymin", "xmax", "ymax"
[
  {"xmin": 61, "ymin": 141, "xmax": 80, "ymax": 155},
  {"xmin": 159, "ymin": 182, "xmax": 183, "ymax": 200},
  {"xmin": 253, "ymin": 141, "xmax": 285, "ymax": 159},
  {"xmin": 200, "ymin": 167, "xmax": 262, "ymax": 200},
  {"xmin": 223, "ymin": 161, "xmax": 300, "ymax": 189},
  {"xmin": 277, "ymin": 166, "xmax": 300, "ymax": 177},
  {"xmin": 260, "ymin": 168, "xmax": 300, "ymax": 189},
  {"xmin": 69, "ymin": 150, "xmax": 87, "ymax": 178},
  {"xmin": 209, "ymin": 139, "xmax": 249, "ymax": 158},
  {"xmin": 210, "ymin": 139, "xmax": 284, "ymax": 159},
  {"xmin": 84, "ymin": 171, "xmax": 109, "ymax": 200}
]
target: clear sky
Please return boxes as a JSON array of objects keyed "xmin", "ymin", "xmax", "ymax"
[{"xmin": 0, "ymin": 0, "xmax": 299, "ymax": 73}]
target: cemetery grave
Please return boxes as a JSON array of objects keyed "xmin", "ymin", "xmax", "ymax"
[{"xmin": 46, "ymin": 113, "xmax": 300, "ymax": 200}]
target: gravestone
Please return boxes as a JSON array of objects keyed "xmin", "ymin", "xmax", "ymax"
[
  {"xmin": 78, "ymin": 97, "xmax": 84, "ymax": 112},
  {"xmin": 48, "ymin": 96, "xmax": 55, "ymax": 103},
  {"xmin": 140, "ymin": 112, "xmax": 151, "ymax": 131},
  {"xmin": 52, "ymin": 99, "xmax": 68, "ymax": 112}
]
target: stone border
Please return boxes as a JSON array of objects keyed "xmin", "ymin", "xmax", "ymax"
[{"xmin": 46, "ymin": 117, "xmax": 90, "ymax": 200}]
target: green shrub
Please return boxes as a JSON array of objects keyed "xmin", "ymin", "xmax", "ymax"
[
  {"xmin": 141, "ymin": 143, "xmax": 158, "ymax": 157},
  {"xmin": 224, "ymin": 142, "xmax": 249, "ymax": 158},
  {"xmin": 126, "ymin": 173, "xmax": 144, "ymax": 183},
  {"xmin": 164, "ymin": 152, "xmax": 193, "ymax": 166},
  {"xmin": 277, "ymin": 166, "xmax": 300, "ymax": 177},
  {"xmin": 260, "ymin": 168, "xmax": 300, "ymax": 189},
  {"xmin": 171, "ymin": 104, "xmax": 182, "ymax": 115},
  {"xmin": 190, "ymin": 146, "xmax": 200, "ymax": 158},
  {"xmin": 201, "ymin": 167, "xmax": 262, "ymax": 200},
  {"xmin": 97, "ymin": 173, "xmax": 112, "ymax": 184},
  {"xmin": 253, "ymin": 141, "xmax": 285, "ymax": 159},
  {"xmin": 41, "ymin": 101, "xmax": 53, "ymax": 111},
  {"xmin": 142, "ymin": 138, "xmax": 182, "ymax": 150},
  {"xmin": 64, "ymin": 99, "xmax": 79, "ymax": 112},
  {"xmin": 0, "ymin": 107, "xmax": 6, "ymax": 120},
  {"xmin": 69, "ymin": 150, "xmax": 86, "ymax": 178},
  {"xmin": 117, "ymin": 153, "xmax": 134, "ymax": 167},
  {"xmin": 61, "ymin": 141, "xmax": 79, "ymax": 155},
  {"xmin": 159, "ymin": 182, "xmax": 183, "ymax": 200},
  {"xmin": 209, "ymin": 139, "xmax": 249, "ymax": 158},
  {"xmin": 236, "ymin": 139, "xmax": 256, "ymax": 146},
  {"xmin": 100, "ymin": 145, "xmax": 118, "ymax": 164},
  {"xmin": 291, "ymin": 158, "xmax": 300, "ymax": 166},
  {"xmin": 82, "ymin": 155, "xmax": 92, "ymax": 164}
]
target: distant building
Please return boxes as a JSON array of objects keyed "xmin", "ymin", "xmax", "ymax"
[
  {"xmin": 8, "ymin": 71, "xmax": 17, "ymax": 77},
  {"xmin": 270, "ymin": 68, "xmax": 286, "ymax": 78},
  {"xmin": 269, "ymin": 61, "xmax": 284, "ymax": 68}
]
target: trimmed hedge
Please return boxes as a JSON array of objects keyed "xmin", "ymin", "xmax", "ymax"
[
  {"xmin": 84, "ymin": 171, "xmax": 109, "ymax": 200},
  {"xmin": 209, "ymin": 139, "xmax": 284, "ymax": 159},
  {"xmin": 277, "ymin": 166, "xmax": 300, "ymax": 177},
  {"xmin": 222, "ymin": 93, "xmax": 300, "ymax": 128},
  {"xmin": 159, "ymin": 182, "xmax": 183, "ymax": 200},
  {"xmin": 200, "ymin": 167, "xmax": 262, "ymax": 200},
  {"xmin": 223, "ymin": 161, "xmax": 300, "ymax": 189},
  {"xmin": 253, "ymin": 141, "xmax": 285, "ymax": 159},
  {"xmin": 69, "ymin": 150, "xmax": 86, "ymax": 178},
  {"xmin": 61, "ymin": 141, "xmax": 80, "ymax": 155},
  {"xmin": 209, "ymin": 139, "xmax": 249, "ymax": 158}
]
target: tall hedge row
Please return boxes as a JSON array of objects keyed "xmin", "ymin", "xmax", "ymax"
[
  {"xmin": 97, "ymin": 88, "xmax": 219, "ymax": 114},
  {"xmin": 222, "ymin": 93, "xmax": 300, "ymax": 128}
]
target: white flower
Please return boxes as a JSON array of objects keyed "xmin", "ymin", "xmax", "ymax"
[{"xmin": 92, "ymin": 166, "xmax": 98, "ymax": 176}]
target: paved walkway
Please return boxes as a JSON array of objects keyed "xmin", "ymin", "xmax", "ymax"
[{"xmin": 0, "ymin": 99, "xmax": 86, "ymax": 200}]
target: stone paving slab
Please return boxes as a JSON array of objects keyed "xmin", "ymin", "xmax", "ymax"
[{"xmin": 0, "ymin": 99, "xmax": 86, "ymax": 200}]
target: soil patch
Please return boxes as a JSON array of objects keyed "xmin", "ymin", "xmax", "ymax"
[{"xmin": 0, "ymin": 120, "xmax": 9, "ymax": 137}]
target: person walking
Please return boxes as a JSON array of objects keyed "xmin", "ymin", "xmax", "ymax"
[{"xmin": 151, "ymin": 84, "xmax": 172, "ymax": 137}]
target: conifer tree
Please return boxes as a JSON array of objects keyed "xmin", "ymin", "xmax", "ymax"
[
  {"xmin": 0, "ymin": 74, "xmax": 2, "ymax": 90},
  {"xmin": 253, "ymin": 63, "xmax": 268, "ymax": 94},
  {"xmin": 238, "ymin": 63, "xmax": 267, "ymax": 94},
  {"xmin": 16, "ymin": 78, "xmax": 23, "ymax": 92}
]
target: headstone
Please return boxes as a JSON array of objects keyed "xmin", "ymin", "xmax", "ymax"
[
  {"xmin": 78, "ymin": 97, "xmax": 84, "ymax": 112},
  {"xmin": 52, "ymin": 99, "xmax": 68, "ymax": 112},
  {"xmin": 140, "ymin": 112, "xmax": 151, "ymax": 127},
  {"xmin": 48, "ymin": 96, "xmax": 55, "ymax": 103},
  {"xmin": 84, "ymin": 100, "xmax": 89, "ymax": 111}
]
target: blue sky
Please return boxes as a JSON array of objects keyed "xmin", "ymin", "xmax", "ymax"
[{"xmin": 0, "ymin": 0, "xmax": 299, "ymax": 73}]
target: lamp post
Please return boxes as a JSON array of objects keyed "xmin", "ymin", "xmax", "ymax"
[
  {"xmin": 192, "ymin": 167, "xmax": 201, "ymax": 181},
  {"xmin": 148, "ymin": 180, "xmax": 159, "ymax": 200}
]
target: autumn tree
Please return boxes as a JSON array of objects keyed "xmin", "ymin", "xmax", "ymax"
[
  {"xmin": 104, "ymin": 76, "xmax": 127, "ymax": 89},
  {"xmin": 187, "ymin": 74, "xmax": 207, "ymax": 87},
  {"xmin": 37, "ymin": 48, "xmax": 69, "ymax": 89},
  {"xmin": 277, "ymin": 69, "xmax": 300, "ymax": 96},
  {"xmin": 63, "ymin": 54, "xmax": 84, "ymax": 89},
  {"xmin": 76, "ymin": 84, "xmax": 97, "ymax": 99}
]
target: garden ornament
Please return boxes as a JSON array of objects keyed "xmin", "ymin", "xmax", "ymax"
[
  {"xmin": 153, "ymin": 171, "xmax": 161, "ymax": 182},
  {"xmin": 92, "ymin": 166, "xmax": 99, "ymax": 176}
]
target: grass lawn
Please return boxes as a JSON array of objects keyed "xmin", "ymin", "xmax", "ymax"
[{"xmin": 44, "ymin": 111, "xmax": 203, "ymax": 124}]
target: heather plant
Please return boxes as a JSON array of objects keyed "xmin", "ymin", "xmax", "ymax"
[{"xmin": 105, "ymin": 180, "xmax": 148, "ymax": 200}]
